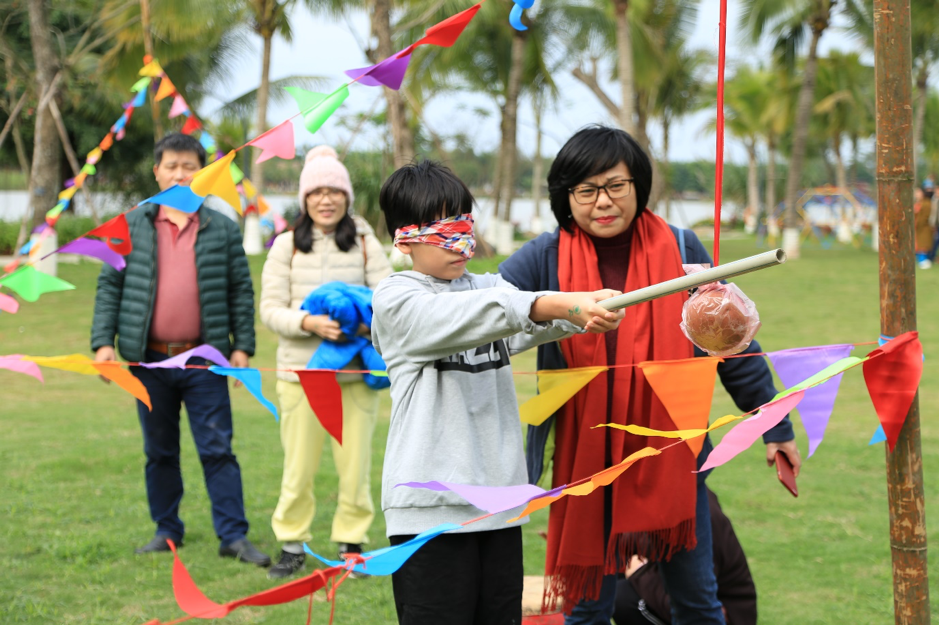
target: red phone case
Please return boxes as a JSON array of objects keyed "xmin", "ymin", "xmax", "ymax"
[{"xmin": 775, "ymin": 450, "xmax": 798, "ymax": 497}]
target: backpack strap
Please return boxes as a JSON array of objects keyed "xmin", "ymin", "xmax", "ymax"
[{"xmin": 675, "ymin": 227, "xmax": 688, "ymax": 264}]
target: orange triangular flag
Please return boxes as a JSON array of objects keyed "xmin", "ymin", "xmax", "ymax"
[
  {"xmin": 189, "ymin": 151, "xmax": 241, "ymax": 212},
  {"xmin": 99, "ymin": 133, "xmax": 114, "ymax": 151},
  {"xmin": 92, "ymin": 363, "xmax": 152, "ymax": 409},
  {"xmin": 155, "ymin": 76, "xmax": 176, "ymax": 102},
  {"xmin": 638, "ymin": 357, "xmax": 722, "ymax": 456}
]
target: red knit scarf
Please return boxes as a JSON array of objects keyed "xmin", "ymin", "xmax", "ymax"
[{"xmin": 546, "ymin": 210, "xmax": 697, "ymax": 610}]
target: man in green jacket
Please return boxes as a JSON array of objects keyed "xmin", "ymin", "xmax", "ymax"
[{"xmin": 91, "ymin": 133, "xmax": 270, "ymax": 567}]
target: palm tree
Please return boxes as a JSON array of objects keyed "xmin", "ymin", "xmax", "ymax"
[
  {"xmin": 742, "ymin": 0, "xmax": 838, "ymax": 259},
  {"xmin": 813, "ymin": 51, "xmax": 874, "ymax": 190}
]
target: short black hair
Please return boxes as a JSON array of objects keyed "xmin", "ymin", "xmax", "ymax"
[
  {"xmin": 547, "ymin": 125, "xmax": 652, "ymax": 231},
  {"xmin": 154, "ymin": 133, "xmax": 207, "ymax": 168},
  {"xmin": 379, "ymin": 160, "xmax": 475, "ymax": 234}
]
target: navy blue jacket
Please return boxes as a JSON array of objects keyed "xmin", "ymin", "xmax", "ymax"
[{"xmin": 499, "ymin": 226, "xmax": 794, "ymax": 485}]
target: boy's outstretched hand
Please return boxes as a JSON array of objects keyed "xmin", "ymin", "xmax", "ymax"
[{"xmin": 531, "ymin": 290, "xmax": 625, "ymax": 333}]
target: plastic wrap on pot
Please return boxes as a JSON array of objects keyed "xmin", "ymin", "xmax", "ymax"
[{"xmin": 680, "ymin": 281, "xmax": 761, "ymax": 357}]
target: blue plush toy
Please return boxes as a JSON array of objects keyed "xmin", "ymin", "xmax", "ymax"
[{"xmin": 300, "ymin": 282, "xmax": 390, "ymax": 390}]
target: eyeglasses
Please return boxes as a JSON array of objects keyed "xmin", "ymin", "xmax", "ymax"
[
  {"xmin": 308, "ymin": 188, "xmax": 346, "ymax": 200},
  {"xmin": 569, "ymin": 179, "xmax": 634, "ymax": 205}
]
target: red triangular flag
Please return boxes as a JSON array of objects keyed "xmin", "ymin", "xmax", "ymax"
[
  {"xmin": 639, "ymin": 357, "xmax": 721, "ymax": 456},
  {"xmin": 88, "ymin": 213, "xmax": 132, "ymax": 255},
  {"xmin": 181, "ymin": 116, "xmax": 202, "ymax": 135},
  {"xmin": 399, "ymin": 3, "xmax": 482, "ymax": 56},
  {"xmin": 296, "ymin": 370, "xmax": 344, "ymax": 445},
  {"xmin": 862, "ymin": 331, "xmax": 923, "ymax": 452},
  {"xmin": 168, "ymin": 540, "xmax": 231, "ymax": 618}
]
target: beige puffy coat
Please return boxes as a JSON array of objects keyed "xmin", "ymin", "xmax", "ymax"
[{"xmin": 260, "ymin": 216, "xmax": 393, "ymax": 382}]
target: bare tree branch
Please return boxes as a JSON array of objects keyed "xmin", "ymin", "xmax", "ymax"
[{"xmin": 571, "ymin": 65, "xmax": 622, "ymax": 120}]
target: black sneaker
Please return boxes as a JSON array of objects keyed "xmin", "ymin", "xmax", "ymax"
[
  {"xmin": 268, "ymin": 550, "xmax": 306, "ymax": 580},
  {"xmin": 337, "ymin": 543, "xmax": 369, "ymax": 579}
]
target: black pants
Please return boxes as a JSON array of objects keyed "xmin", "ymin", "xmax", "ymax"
[{"xmin": 389, "ymin": 526, "xmax": 523, "ymax": 625}]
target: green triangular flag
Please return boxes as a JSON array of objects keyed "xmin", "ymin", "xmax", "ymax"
[
  {"xmin": 0, "ymin": 265, "xmax": 76, "ymax": 303},
  {"xmin": 130, "ymin": 77, "xmax": 151, "ymax": 93},
  {"xmin": 81, "ymin": 163, "xmax": 96, "ymax": 176},
  {"xmin": 229, "ymin": 162, "xmax": 245, "ymax": 185},
  {"xmin": 772, "ymin": 356, "xmax": 866, "ymax": 401},
  {"xmin": 284, "ymin": 85, "xmax": 350, "ymax": 134}
]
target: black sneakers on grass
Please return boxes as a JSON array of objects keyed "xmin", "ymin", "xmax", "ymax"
[{"xmin": 268, "ymin": 550, "xmax": 306, "ymax": 579}]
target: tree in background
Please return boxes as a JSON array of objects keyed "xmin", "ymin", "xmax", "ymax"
[{"xmin": 742, "ymin": 0, "xmax": 838, "ymax": 259}]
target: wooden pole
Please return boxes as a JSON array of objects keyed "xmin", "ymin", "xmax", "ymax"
[
  {"xmin": 139, "ymin": 0, "xmax": 163, "ymax": 140},
  {"xmin": 872, "ymin": 0, "xmax": 931, "ymax": 622}
]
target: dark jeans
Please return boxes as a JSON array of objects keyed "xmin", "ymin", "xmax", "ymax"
[
  {"xmin": 389, "ymin": 526, "xmax": 523, "ymax": 625},
  {"xmin": 132, "ymin": 349, "xmax": 249, "ymax": 546},
  {"xmin": 566, "ymin": 480, "xmax": 724, "ymax": 625}
]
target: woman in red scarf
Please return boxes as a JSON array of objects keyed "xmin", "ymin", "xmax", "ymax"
[{"xmin": 499, "ymin": 126, "xmax": 801, "ymax": 624}]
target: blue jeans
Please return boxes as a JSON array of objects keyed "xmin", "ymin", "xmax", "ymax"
[
  {"xmin": 565, "ymin": 480, "xmax": 724, "ymax": 625},
  {"xmin": 132, "ymin": 350, "xmax": 249, "ymax": 546}
]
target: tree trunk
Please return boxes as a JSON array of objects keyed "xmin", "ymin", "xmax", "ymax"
[
  {"xmin": 26, "ymin": 0, "xmax": 62, "ymax": 232},
  {"xmin": 613, "ymin": 0, "xmax": 635, "ymax": 134},
  {"xmin": 498, "ymin": 29, "xmax": 526, "ymax": 223},
  {"xmin": 252, "ymin": 24, "xmax": 273, "ymax": 192},
  {"xmin": 532, "ymin": 99, "xmax": 544, "ymax": 230},
  {"xmin": 747, "ymin": 139, "xmax": 759, "ymax": 221},
  {"xmin": 371, "ymin": 0, "xmax": 415, "ymax": 167},
  {"xmin": 139, "ymin": 0, "xmax": 163, "ymax": 140},
  {"xmin": 782, "ymin": 20, "xmax": 827, "ymax": 259},
  {"xmin": 850, "ymin": 133, "xmax": 859, "ymax": 185},
  {"xmin": 912, "ymin": 64, "xmax": 928, "ymax": 170},
  {"xmin": 663, "ymin": 117, "xmax": 671, "ymax": 222},
  {"xmin": 765, "ymin": 135, "xmax": 777, "ymax": 227},
  {"xmin": 833, "ymin": 134, "xmax": 848, "ymax": 190}
]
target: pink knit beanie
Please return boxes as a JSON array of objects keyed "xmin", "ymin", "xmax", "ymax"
[{"xmin": 297, "ymin": 145, "xmax": 354, "ymax": 208}]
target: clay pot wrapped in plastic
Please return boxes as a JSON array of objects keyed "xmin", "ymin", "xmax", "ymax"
[{"xmin": 680, "ymin": 282, "xmax": 761, "ymax": 356}]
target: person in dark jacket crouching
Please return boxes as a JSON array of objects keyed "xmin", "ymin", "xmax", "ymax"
[{"xmin": 90, "ymin": 133, "xmax": 270, "ymax": 566}]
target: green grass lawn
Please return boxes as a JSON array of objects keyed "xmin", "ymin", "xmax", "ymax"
[{"xmin": 0, "ymin": 237, "xmax": 936, "ymax": 624}]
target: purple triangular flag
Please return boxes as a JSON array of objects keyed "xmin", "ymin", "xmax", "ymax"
[
  {"xmin": 345, "ymin": 52, "xmax": 412, "ymax": 90},
  {"xmin": 768, "ymin": 344, "xmax": 854, "ymax": 457},
  {"xmin": 56, "ymin": 237, "xmax": 126, "ymax": 271}
]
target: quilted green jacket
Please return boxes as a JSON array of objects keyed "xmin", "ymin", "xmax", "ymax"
[{"xmin": 90, "ymin": 202, "xmax": 256, "ymax": 362}]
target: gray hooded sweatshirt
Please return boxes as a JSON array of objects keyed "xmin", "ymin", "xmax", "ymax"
[{"xmin": 372, "ymin": 270, "xmax": 580, "ymax": 537}]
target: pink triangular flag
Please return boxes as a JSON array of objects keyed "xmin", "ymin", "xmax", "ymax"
[
  {"xmin": 699, "ymin": 391, "xmax": 805, "ymax": 472},
  {"xmin": 249, "ymin": 121, "xmax": 296, "ymax": 164},
  {"xmin": 169, "ymin": 95, "xmax": 189, "ymax": 118},
  {"xmin": 0, "ymin": 292, "xmax": 18, "ymax": 313}
]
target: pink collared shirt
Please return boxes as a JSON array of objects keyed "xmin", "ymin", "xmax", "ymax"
[{"xmin": 149, "ymin": 206, "xmax": 202, "ymax": 342}]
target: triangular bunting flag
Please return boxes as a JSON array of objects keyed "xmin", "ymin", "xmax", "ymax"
[
  {"xmin": 241, "ymin": 178, "xmax": 258, "ymax": 200},
  {"xmin": 99, "ymin": 133, "xmax": 114, "ymax": 151},
  {"xmin": 56, "ymin": 238, "xmax": 126, "ymax": 271},
  {"xmin": 23, "ymin": 353, "xmax": 98, "ymax": 376},
  {"xmin": 169, "ymin": 95, "xmax": 188, "ymax": 118},
  {"xmin": 257, "ymin": 194, "xmax": 271, "ymax": 215},
  {"xmin": 0, "ymin": 292, "xmax": 19, "ymax": 314},
  {"xmin": 249, "ymin": 121, "xmax": 296, "ymax": 164},
  {"xmin": 72, "ymin": 172, "xmax": 88, "ymax": 188},
  {"xmin": 59, "ymin": 186, "xmax": 78, "ymax": 201},
  {"xmin": 181, "ymin": 116, "xmax": 202, "ymax": 135},
  {"xmin": 518, "ymin": 366, "xmax": 607, "ymax": 426},
  {"xmin": 81, "ymin": 163, "xmax": 96, "ymax": 176},
  {"xmin": 92, "ymin": 363, "xmax": 152, "ymax": 409},
  {"xmin": 345, "ymin": 52, "xmax": 412, "ymax": 90},
  {"xmin": 155, "ymin": 76, "xmax": 176, "ymax": 101},
  {"xmin": 88, "ymin": 213, "xmax": 132, "ymax": 255},
  {"xmin": 862, "ymin": 332, "xmax": 923, "ymax": 452},
  {"xmin": 0, "ymin": 266, "xmax": 75, "ymax": 302},
  {"xmin": 207, "ymin": 367, "xmax": 279, "ymax": 420},
  {"xmin": 699, "ymin": 391, "xmax": 805, "ymax": 472},
  {"xmin": 296, "ymin": 370, "xmax": 344, "ymax": 445},
  {"xmin": 639, "ymin": 357, "xmax": 721, "ymax": 456},
  {"xmin": 229, "ymin": 162, "xmax": 245, "ymax": 185},
  {"xmin": 190, "ymin": 151, "xmax": 240, "ymax": 212},
  {"xmin": 768, "ymin": 345, "xmax": 855, "ymax": 457},
  {"xmin": 139, "ymin": 60, "xmax": 163, "ymax": 77},
  {"xmin": 0, "ymin": 355, "xmax": 42, "ymax": 382},
  {"xmin": 143, "ymin": 185, "xmax": 205, "ymax": 214},
  {"xmin": 86, "ymin": 147, "xmax": 103, "ymax": 165},
  {"xmin": 285, "ymin": 85, "xmax": 350, "ymax": 134},
  {"xmin": 130, "ymin": 77, "xmax": 151, "ymax": 92},
  {"xmin": 132, "ymin": 88, "xmax": 148, "ymax": 108},
  {"xmin": 869, "ymin": 425, "xmax": 887, "ymax": 445},
  {"xmin": 399, "ymin": 3, "xmax": 482, "ymax": 58}
]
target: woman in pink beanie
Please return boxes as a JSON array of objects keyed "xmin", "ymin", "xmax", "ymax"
[{"xmin": 260, "ymin": 145, "xmax": 392, "ymax": 579}]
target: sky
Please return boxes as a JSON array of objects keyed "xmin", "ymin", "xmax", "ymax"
[{"xmin": 202, "ymin": 0, "xmax": 866, "ymax": 166}]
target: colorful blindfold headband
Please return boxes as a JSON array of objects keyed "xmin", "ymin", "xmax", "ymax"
[{"xmin": 393, "ymin": 214, "xmax": 476, "ymax": 259}]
